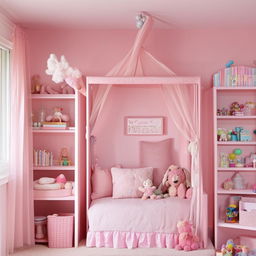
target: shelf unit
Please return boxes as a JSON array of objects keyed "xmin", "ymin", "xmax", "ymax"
[
  {"xmin": 213, "ymin": 87, "xmax": 256, "ymax": 249},
  {"xmin": 31, "ymin": 93, "xmax": 86, "ymax": 247}
]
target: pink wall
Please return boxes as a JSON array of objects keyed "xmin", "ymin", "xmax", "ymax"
[
  {"xmin": 26, "ymin": 27, "xmax": 256, "ymax": 237},
  {"xmin": 92, "ymin": 84, "xmax": 189, "ymax": 170}
]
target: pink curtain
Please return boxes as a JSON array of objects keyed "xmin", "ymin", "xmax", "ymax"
[
  {"xmin": 161, "ymin": 83, "xmax": 201, "ymax": 236},
  {"xmin": 7, "ymin": 27, "xmax": 34, "ymax": 253}
]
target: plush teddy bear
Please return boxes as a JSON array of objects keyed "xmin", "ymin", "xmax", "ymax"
[
  {"xmin": 138, "ymin": 179, "xmax": 156, "ymax": 200},
  {"xmin": 162, "ymin": 165, "xmax": 192, "ymax": 199},
  {"xmin": 175, "ymin": 220, "xmax": 200, "ymax": 251}
]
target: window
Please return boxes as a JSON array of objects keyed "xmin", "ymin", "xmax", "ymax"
[{"xmin": 0, "ymin": 46, "xmax": 10, "ymax": 184}]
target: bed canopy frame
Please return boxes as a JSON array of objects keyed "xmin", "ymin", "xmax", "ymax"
[{"xmin": 82, "ymin": 12, "xmax": 208, "ymax": 248}]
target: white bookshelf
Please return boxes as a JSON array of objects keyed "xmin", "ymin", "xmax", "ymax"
[{"xmin": 31, "ymin": 92, "xmax": 86, "ymax": 247}]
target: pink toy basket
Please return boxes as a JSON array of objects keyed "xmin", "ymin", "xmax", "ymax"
[
  {"xmin": 47, "ymin": 213, "xmax": 74, "ymax": 248},
  {"xmin": 239, "ymin": 197, "xmax": 256, "ymax": 227}
]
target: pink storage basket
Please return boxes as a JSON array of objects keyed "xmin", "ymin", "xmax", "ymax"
[
  {"xmin": 239, "ymin": 197, "xmax": 256, "ymax": 227},
  {"xmin": 47, "ymin": 213, "xmax": 74, "ymax": 248}
]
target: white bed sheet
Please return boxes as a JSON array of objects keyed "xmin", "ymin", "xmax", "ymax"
[{"xmin": 88, "ymin": 197, "xmax": 190, "ymax": 233}]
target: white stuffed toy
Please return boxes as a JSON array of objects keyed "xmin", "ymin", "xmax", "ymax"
[{"xmin": 45, "ymin": 54, "xmax": 85, "ymax": 95}]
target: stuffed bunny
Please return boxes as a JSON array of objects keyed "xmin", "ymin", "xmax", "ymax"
[{"xmin": 162, "ymin": 165, "xmax": 192, "ymax": 199}]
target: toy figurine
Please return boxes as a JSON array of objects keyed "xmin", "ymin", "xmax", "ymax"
[
  {"xmin": 232, "ymin": 172, "xmax": 245, "ymax": 190},
  {"xmin": 225, "ymin": 204, "xmax": 239, "ymax": 223},
  {"xmin": 229, "ymin": 153, "xmax": 237, "ymax": 167},
  {"xmin": 59, "ymin": 147, "xmax": 72, "ymax": 166},
  {"xmin": 220, "ymin": 152, "xmax": 229, "ymax": 168},
  {"xmin": 31, "ymin": 75, "xmax": 43, "ymax": 94},
  {"xmin": 218, "ymin": 128, "xmax": 228, "ymax": 141},
  {"xmin": 240, "ymin": 129, "xmax": 252, "ymax": 142},
  {"xmin": 230, "ymin": 102, "xmax": 245, "ymax": 116},
  {"xmin": 223, "ymin": 178, "xmax": 234, "ymax": 190},
  {"xmin": 221, "ymin": 239, "xmax": 235, "ymax": 256},
  {"xmin": 46, "ymin": 107, "xmax": 70, "ymax": 123},
  {"xmin": 226, "ymin": 60, "xmax": 234, "ymax": 68}
]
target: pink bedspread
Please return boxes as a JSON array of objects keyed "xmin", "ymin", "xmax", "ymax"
[{"xmin": 88, "ymin": 197, "xmax": 190, "ymax": 233}]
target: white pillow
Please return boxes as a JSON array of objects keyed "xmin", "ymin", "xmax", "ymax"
[{"xmin": 111, "ymin": 167, "xmax": 153, "ymax": 198}]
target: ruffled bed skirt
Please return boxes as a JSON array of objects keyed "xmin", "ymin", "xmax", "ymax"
[{"xmin": 86, "ymin": 231, "xmax": 179, "ymax": 249}]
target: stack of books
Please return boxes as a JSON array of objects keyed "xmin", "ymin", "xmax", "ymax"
[
  {"xmin": 213, "ymin": 65, "xmax": 256, "ymax": 87},
  {"xmin": 41, "ymin": 122, "xmax": 67, "ymax": 129},
  {"xmin": 33, "ymin": 149, "xmax": 53, "ymax": 166}
]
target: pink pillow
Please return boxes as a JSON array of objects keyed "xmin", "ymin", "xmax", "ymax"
[
  {"xmin": 91, "ymin": 165, "xmax": 112, "ymax": 200},
  {"xmin": 140, "ymin": 139, "xmax": 172, "ymax": 186},
  {"xmin": 111, "ymin": 167, "xmax": 153, "ymax": 198}
]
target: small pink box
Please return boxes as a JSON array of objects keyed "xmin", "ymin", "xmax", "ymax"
[
  {"xmin": 47, "ymin": 213, "xmax": 74, "ymax": 248},
  {"xmin": 239, "ymin": 197, "xmax": 256, "ymax": 227}
]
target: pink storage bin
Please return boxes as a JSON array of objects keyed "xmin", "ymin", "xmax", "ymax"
[
  {"xmin": 239, "ymin": 197, "xmax": 256, "ymax": 227},
  {"xmin": 47, "ymin": 213, "xmax": 74, "ymax": 248}
]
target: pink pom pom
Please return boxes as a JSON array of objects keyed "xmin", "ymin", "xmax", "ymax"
[{"xmin": 56, "ymin": 174, "xmax": 67, "ymax": 184}]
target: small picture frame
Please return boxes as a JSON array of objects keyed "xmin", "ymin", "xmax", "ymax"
[{"xmin": 125, "ymin": 116, "xmax": 164, "ymax": 135}]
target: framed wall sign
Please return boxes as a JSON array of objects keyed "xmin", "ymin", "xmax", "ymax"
[{"xmin": 125, "ymin": 116, "xmax": 164, "ymax": 135}]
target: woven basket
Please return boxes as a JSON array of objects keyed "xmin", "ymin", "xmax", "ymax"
[{"xmin": 47, "ymin": 214, "xmax": 74, "ymax": 248}]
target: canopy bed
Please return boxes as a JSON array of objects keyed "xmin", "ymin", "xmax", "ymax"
[{"xmin": 49, "ymin": 11, "xmax": 208, "ymax": 250}]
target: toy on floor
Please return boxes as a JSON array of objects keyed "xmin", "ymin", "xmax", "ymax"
[
  {"xmin": 162, "ymin": 165, "xmax": 192, "ymax": 199},
  {"xmin": 46, "ymin": 107, "xmax": 70, "ymax": 123},
  {"xmin": 221, "ymin": 239, "xmax": 235, "ymax": 256},
  {"xmin": 221, "ymin": 239, "xmax": 256, "ymax": 256},
  {"xmin": 175, "ymin": 220, "xmax": 199, "ymax": 251},
  {"xmin": 138, "ymin": 179, "xmax": 156, "ymax": 200}
]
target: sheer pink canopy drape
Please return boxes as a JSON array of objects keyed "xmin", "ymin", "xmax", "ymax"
[
  {"xmin": 88, "ymin": 13, "xmax": 202, "ymax": 240},
  {"xmin": 7, "ymin": 27, "xmax": 34, "ymax": 253},
  {"xmin": 89, "ymin": 13, "xmax": 174, "ymax": 133},
  {"xmin": 161, "ymin": 83, "xmax": 201, "ymax": 236}
]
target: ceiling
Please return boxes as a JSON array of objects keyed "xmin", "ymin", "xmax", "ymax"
[{"xmin": 1, "ymin": 0, "xmax": 256, "ymax": 29}]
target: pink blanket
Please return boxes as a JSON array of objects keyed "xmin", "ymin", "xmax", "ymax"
[{"xmin": 88, "ymin": 197, "xmax": 190, "ymax": 233}]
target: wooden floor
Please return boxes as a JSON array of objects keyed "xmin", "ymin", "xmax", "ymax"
[{"xmin": 12, "ymin": 240, "xmax": 216, "ymax": 256}]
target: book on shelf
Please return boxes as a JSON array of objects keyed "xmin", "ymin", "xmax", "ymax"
[
  {"xmin": 33, "ymin": 149, "xmax": 53, "ymax": 166},
  {"xmin": 213, "ymin": 65, "xmax": 256, "ymax": 87},
  {"xmin": 42, "ymin": 122, "xmax": 67, "ymax": 127}
]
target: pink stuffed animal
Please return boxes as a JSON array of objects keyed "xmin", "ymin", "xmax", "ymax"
[
  {"xmin": 46, "ymin": 107, "xmax": 70, "ymax": 122},
  {"xmin": 175, "ymin": 220, "xmax": 200, "ymax": 251},
  {"xmin": 138, "ymin": 179, "xmax": 156, "ymax": 200},
  {"xmin": 162, "ymin": 165, "xmax": 192, "ymax": 199}
]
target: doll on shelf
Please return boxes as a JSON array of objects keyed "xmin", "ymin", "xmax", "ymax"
[{"xmin": 58, "ymin": 147, "xmax": 72, "ymax": 166}]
